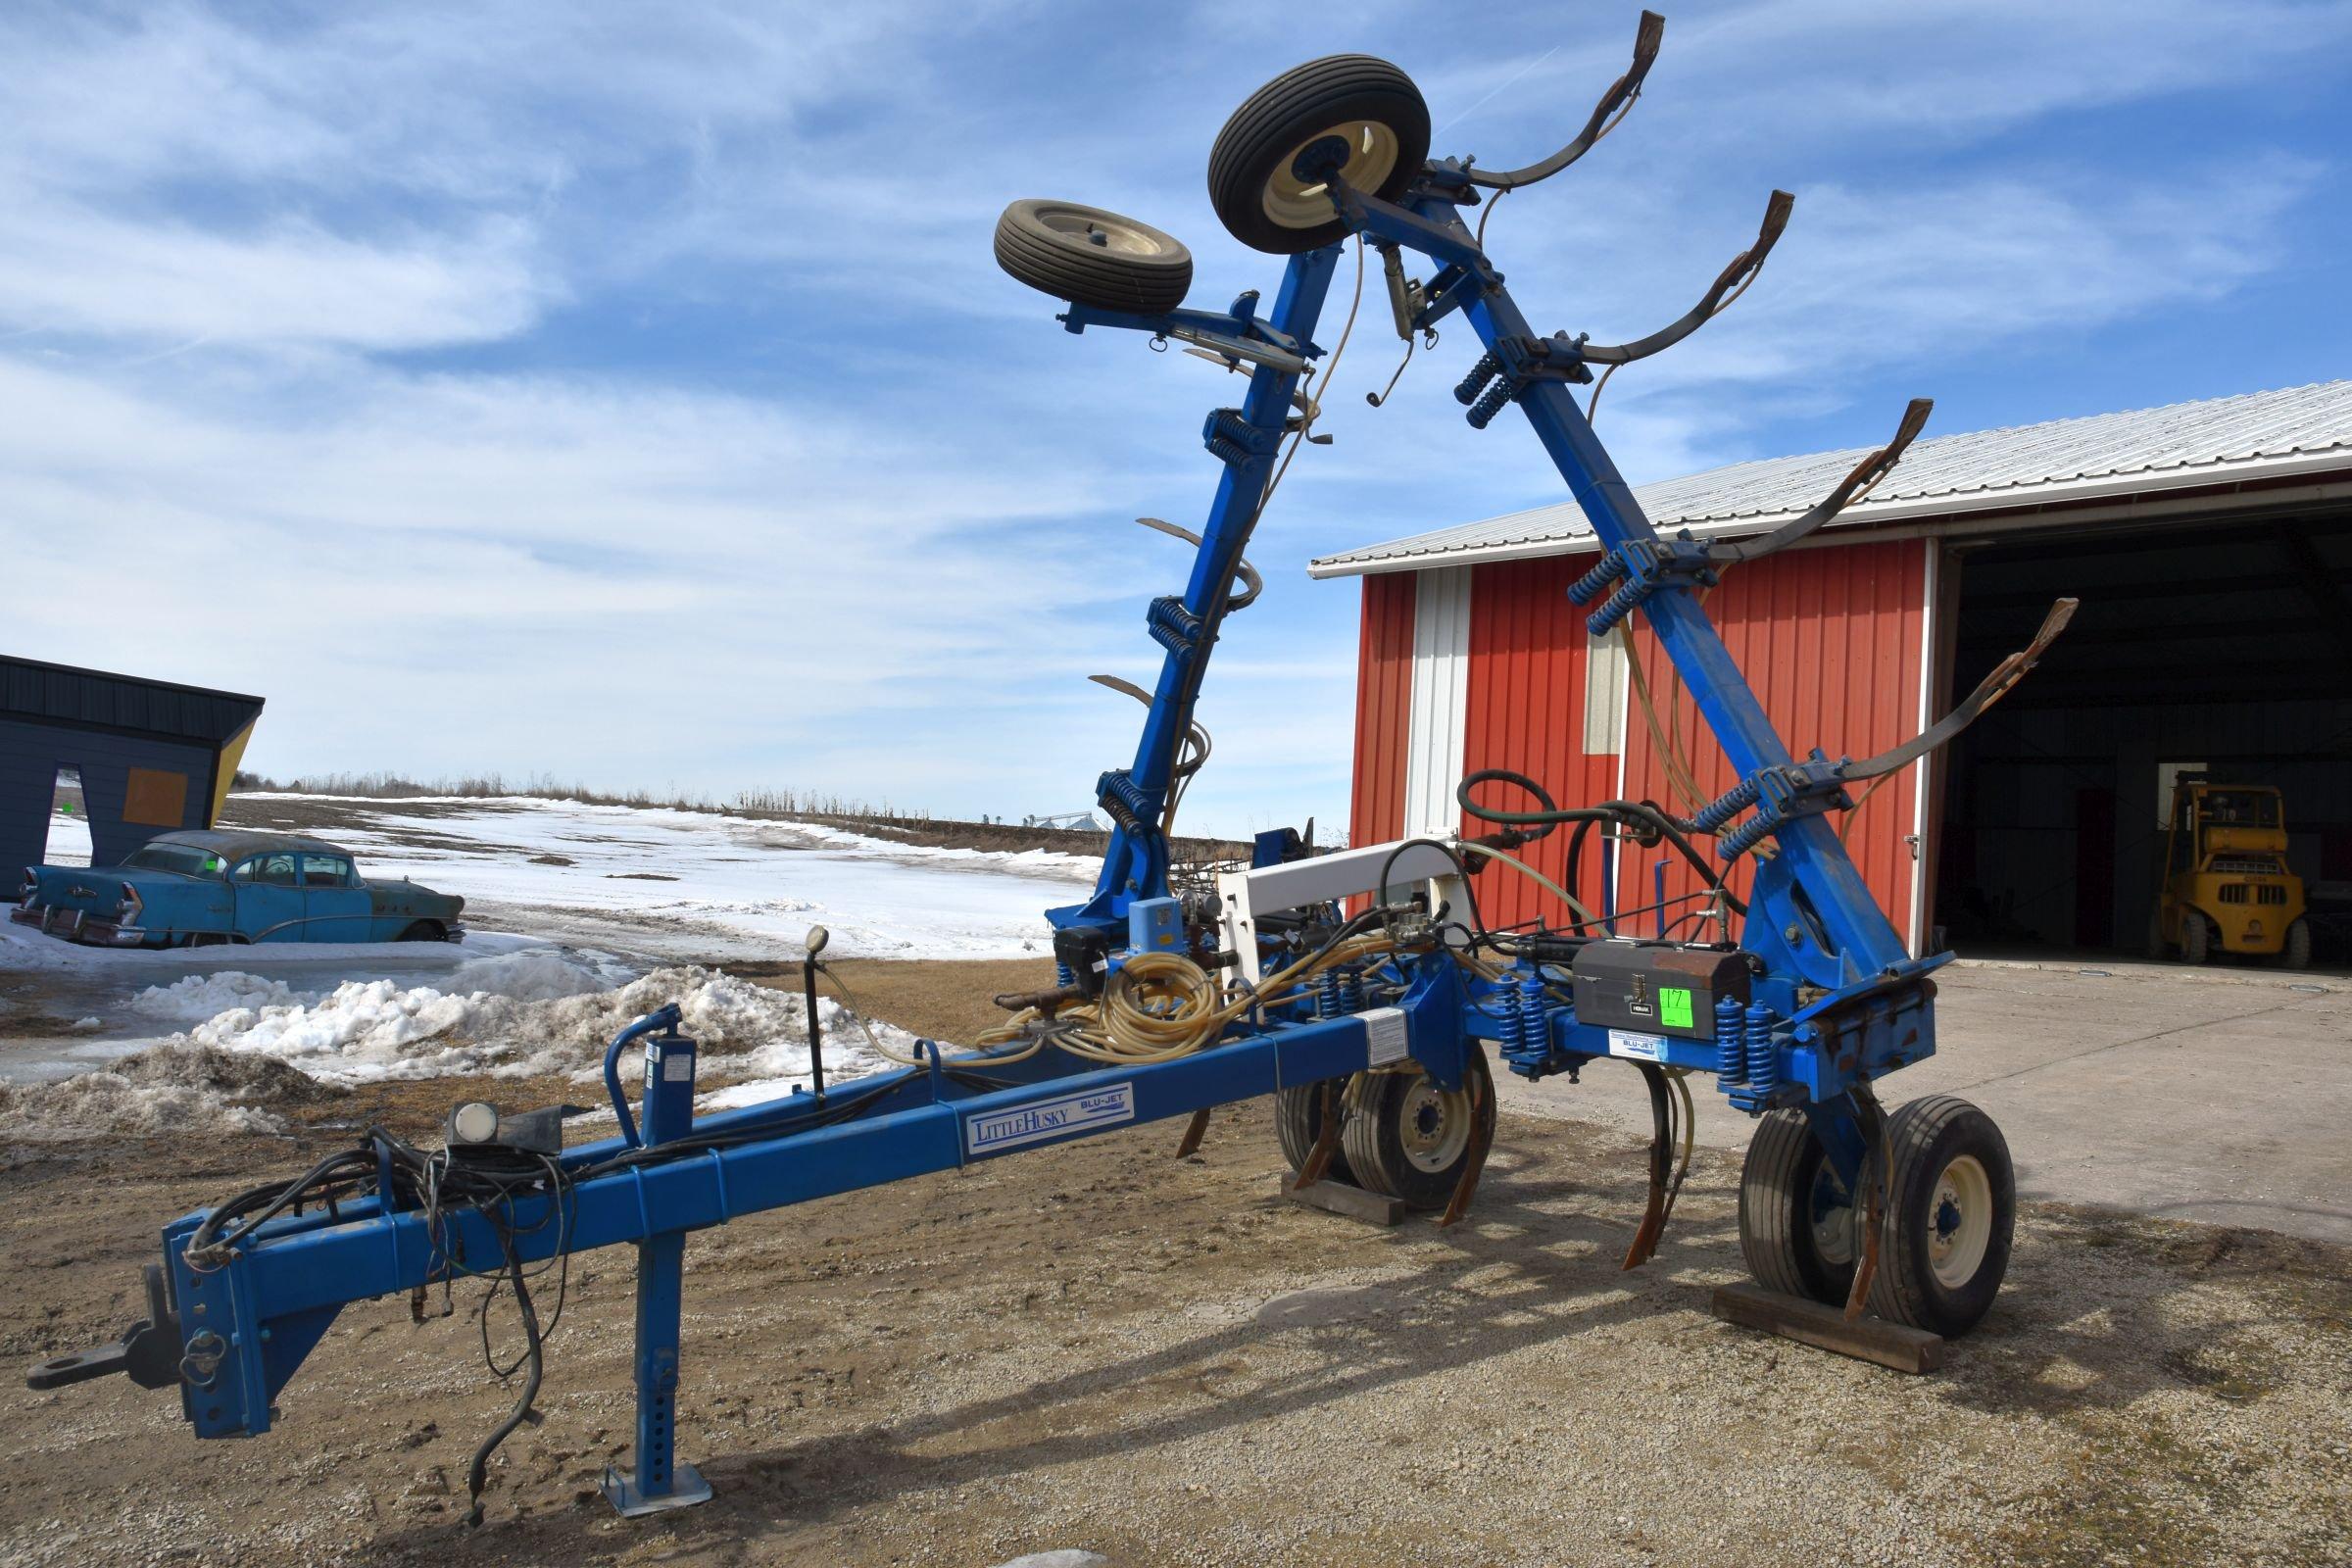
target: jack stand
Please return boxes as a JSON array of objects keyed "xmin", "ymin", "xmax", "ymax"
[
  {"xmin": 600, "ymin": 1020, "xmax": 714, "ymax": 1517},
  {"xmin": 601, "ymin": 1230, "xmax": 713, "ymax": 1515}
]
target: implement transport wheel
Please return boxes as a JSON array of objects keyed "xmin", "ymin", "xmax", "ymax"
[
  {"xmin": 1340, "ymin": 1054, "xmax": 1494, "ymax": 1210},
  {"xmin": 1208, "ymin": 55, "xmax": 1430, "ymax": 254},
  {"xmin": 1274, "ymin": 1080, "xmax": 1356, "ymax": 1187},
  {"xmin": 993, "ymin": 199, "xmax": 1193, "ymax": 315},
  {"xmin": 1867, "ymin": 1096, "xmax": 2016, "ymax": 1337},
  {"xmin": 1738, "ymin": 1108, "xmax": 1858, "ymax": 1307}
]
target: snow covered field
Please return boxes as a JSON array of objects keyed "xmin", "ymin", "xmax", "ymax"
[{"xmin": 0, "ymin": 795, "xmax": 1090, "ymax": 1102}]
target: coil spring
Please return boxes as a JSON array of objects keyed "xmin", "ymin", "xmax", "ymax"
[
  {"xmin": 1316, "ymin": 969, "xmax": 1344, "ymax": 1020},
  {"xmin": 1566, "ymin": 553, "xmax": 1628, "ymax": 607},
  {"xmin": 1055, "ymin": 959, "xmax": 1075, "ymax": 990},
  {"xmin": 1719, "ymin": 809, "xmax": 1779, "ymax": 860},
  {"xmin": 1584, "ymin": 575, "xmax": 1651, "ymax": 636},
  {"xmin": 1519, "ymin": 976, "xmax": 1547, "ymax": 1054},
  {"xmin": 1466, "ymin": 380, "xmax": 1515, "ymax": 429},
  {"xmin": 1715, "ymin": 996, "xmax": 1745, "ymax": 1083},
  {"xmin": 1339, "ymin": 969, "xmax": 1367, "ymax": 1013},
  {"xmin": 1691, "ymin": 776, "xmax": 1763, "ymax": 833},
  {"xmin": 1743, "ymin": 1002, "xmax": 1778, "ymax": 1096},
  {"xmin": 1454, "ymin": 350, "xmax": 1502, "ymax": 406}
]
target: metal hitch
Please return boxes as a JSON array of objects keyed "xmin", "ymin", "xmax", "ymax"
[{"xmin": 25, "ymin": 1264, "xmax": 183, "ymax": 1393}]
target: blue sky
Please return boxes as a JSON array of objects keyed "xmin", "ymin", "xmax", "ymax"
[{"xmin": 4, "ymin": 1, "xmax": 2348, "ymax": 837}]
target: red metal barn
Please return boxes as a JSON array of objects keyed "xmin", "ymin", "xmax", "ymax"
[{"xmin": 1316, "ymin": 383, "xmax": 2352, "ymax": 961}]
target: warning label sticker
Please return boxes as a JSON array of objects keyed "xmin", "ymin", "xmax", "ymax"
[
  {"xmin": 1358, "ymin": 1007, "xmax": 1411, "ymax": 1066},
  {"xmin": 1659, "ymin": 986, "xmax": 1694, "ymax": 1030},
  {"xmin": 1607, "ymin": 1029, "xmax": 1667, "ymax": 1061}
]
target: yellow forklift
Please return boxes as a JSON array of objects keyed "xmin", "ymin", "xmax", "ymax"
[{"xmin": 2148, "ymin": 777, "xmax": 2310, "ymax": 967}]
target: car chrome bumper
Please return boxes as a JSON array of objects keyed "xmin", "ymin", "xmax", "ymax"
[{"xmin": 9, "ymin": 906, "xmax": 152, "ymax": 947}]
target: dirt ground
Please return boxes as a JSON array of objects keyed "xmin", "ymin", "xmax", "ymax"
[{"xmin": 2, "ymin": 960, "xmax": 2348, "ymax": 1568}]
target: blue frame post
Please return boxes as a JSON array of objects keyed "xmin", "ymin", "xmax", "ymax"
[
  {"xmin": 603, "ymin": 1023, "xmax": 713, "ymax": 1516},
  {"xmin": 1065, "ymin": 245, "xmax": 1342, "ymax": 926}
]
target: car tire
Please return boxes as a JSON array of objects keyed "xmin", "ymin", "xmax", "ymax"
[
  {"xmin": 397, "ymin": 920, "xmax": 445, "ymax": 942},
  {"xmin": 1274, "ymin": 1080, "xmax": 1356, "ymax": 1187},
  {"xmin": 1207, "ymin": 54, "xmax": 1430, "ymax": 253},
  {"xmin": 993, "ymin": 199, "xmax": 1193, "ymax": 315},
  {"xmin": 1739, "ymin": 1108, "xmax": 1858, "ymax": 1307},
  {"xmin": 1866, "ymin": 1096, "xmax": 2016, "ymax": 1338}
]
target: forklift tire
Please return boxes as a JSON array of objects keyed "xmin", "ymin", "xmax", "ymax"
[
  {"xmin": 1866, "ymin": 1096, "xmax": 2015, "ymax": 1337},
  {"xmin": 1274, "ymin": 1080, "xmax": 1356, "ymax": 1187},
  {"xmin": 1738, "ymin": 1108, "xmax": 1857, "ymax": 1307},
  {"xmin": 2281, "ymin": 918, "xmax": 2312, "ymax": 970},
  {"xmin": 2180, "ymin": 910, "xmax": 2211, "ymax": 965},
  {"xmin": 1208, "ymin": 55, "xmax": 1429, "ymax": 254},
  {"xmin": 993, "ymin": 199, "xmax": 1193, "ymax": 316},
  {"xmin": 1339, "ymin": 1055, "xmax": 1494, "ymax": 1210}
]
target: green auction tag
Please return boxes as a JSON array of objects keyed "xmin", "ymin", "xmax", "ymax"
[{"xmin": 1659, "ymin": 987, "xmax": 1693, "ymax": 1030}]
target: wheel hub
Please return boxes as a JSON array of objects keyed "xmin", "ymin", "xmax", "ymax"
[
  {"xmin": 1926, "ymin": 1154, "xmax": 1993, "ymax": 1288},
  {"xmin": 1397, "ymin": 1078, "xmax": 1470, "ymax": 1173},
  {"xmin": 1261, "ymin": 121, "xmax": 1401, "ymax": 229}
]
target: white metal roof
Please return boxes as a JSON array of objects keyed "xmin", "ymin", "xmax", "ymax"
[{"xmin": 1308, "ymin": 380, "xmax": 2352, "ymax": 577}]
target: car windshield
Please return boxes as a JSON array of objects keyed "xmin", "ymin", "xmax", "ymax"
[
  {"xmin": 122, "ymin": 844, "xmax": 227, "ymax": 878},
  {"xmin": 2199, "ymin": 791, "xmax": 2279, "ymax": 828}
]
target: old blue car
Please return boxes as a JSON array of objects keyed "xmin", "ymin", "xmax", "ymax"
[{"xmin": 12, "ymin": 829, "xmax": 465, "ymax": 948}]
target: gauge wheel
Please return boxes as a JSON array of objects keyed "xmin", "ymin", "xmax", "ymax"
[
  {"xmin": 2280, "ymin": 917, "xmax": 2312, "ymax": 969},
  {"xmin": 993, "ymin": 199, "xmax": 1193, "ymax": 315},
  {"xmin": 1208, "ymin": 55, "xmax": 1430, "ymax": 254},
  {"xmin": 1738, "ymin": 1108, "xmax": 1859, "ymax": 1307},
  {"xmin": 1339, "ymin": 1054, "xmax": 1494, "ymax": 1210},
  {"xmin": 1867, "ymin": 1096, "xmax": 2016, "ymax": 1337},
  {"xmin": 2180, "ymin": 910, "xmax": 2211, "ymax": 964},
  {"xmin": 1274, "ymin": 1080, "xmax": 1356, "ymax": 1187}
]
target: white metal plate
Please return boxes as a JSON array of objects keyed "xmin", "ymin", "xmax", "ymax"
[
  {"xmin": 1606, "ymin": 1028, "xmax": 1667, "ymax": 1061},
  {"xmin": 1360, "ymin": 1006, "xmax": 1410, "ymax": 1066}
]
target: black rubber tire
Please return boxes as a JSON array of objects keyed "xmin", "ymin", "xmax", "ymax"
[
  {"xmin": 397, "ymin": 920, "xmax": 445, "ymax": 942},
  {"xmin": 1339, "ymin": 1054, "xmax": 1494, "ymax": 1210},
  {"xmin": 2180, "ymin": 910, "xmax": 2211, "ymax": 965},
  {"xmin": 2281, "ymin": 917, "xmax": 2312, "ymax": 969},
  {"xmin": 1274, "ymin": 1080, "xmax": 1356, "ymax": 1187},
  {"xmin": 1208, "ymin": 55, "xmax": 1430, "ymax": 254},
  {"xmin": 1866, "ymin": 1096, "xmax": 2016, "ymax": 1337},
  {"xmin": 993, "ymin": 199, "xmax": 1192, "ymax": 315},
  {"xmin": 1738, "ymin": 1108, "xmax": 1859, "ymax": 1307}
]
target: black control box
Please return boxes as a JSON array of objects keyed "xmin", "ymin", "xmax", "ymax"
[{"xmin": 1570, "ymin": 941, "xmax": 1753, "ymax": 1041}]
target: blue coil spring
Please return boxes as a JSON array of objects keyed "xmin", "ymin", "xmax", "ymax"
[
  {"xmin": 1055, "ymin": 960, "xmax": 1075, "ymax": 990},
  {"xmin": 1496, "ymin": 985, "xmax": 1525, "ymax": 1056},
  {"xmin": 1715, "ymin": 996, "xmax": 1745, "ymax": 1082},
  {"xmin": 1566, "ymin": 553, "xmax": 1628, "ymax": 607},
  {"xmin": 1454, "ymin": 350, "xmax": 1501, "ymax": 405},
  {"xmin": 1519, "ymin": 976, "xmax": 1546, "ymax": 1054},
  {"xmin": 1206, "ymin": 435, "xmax": 1251, "ymax": 466},
  {"xmin": 1466, "ymin": 380, "xmax": 1515, "ymax": 429},
  {"xmin": 1743, "ymin": 1002, "xmax": 1778, "ymax": 1095},
  {"xmin": 1719, "ymin": 810, "xmax": 1779, "ymax": 860},
  {"xmin": 1585, "ymin": 575, "xmax": 1650, "ymax": 636},
  {"xmin": 1316, "ymin": 970, "xmax": 1343, "ymax": 1020},
  {"xmin": 1691, "ymin": 775, "xmax": 1762, "ymax": 833},
  {"xmin": 1339, "ymin": 969, "xmax": 1367, "ymax": 1013}
]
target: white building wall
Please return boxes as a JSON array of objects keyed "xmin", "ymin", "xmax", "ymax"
[{"xmin": 1401, "ymin": 566, "xmax": 1472, "ymax": 837}]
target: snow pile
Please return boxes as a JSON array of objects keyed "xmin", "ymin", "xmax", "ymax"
[
  {"xmin": 130, "ymin": 971, "xmax": 309, "ymax": 1022},
  {"xmin": 151, "ymin": 962, "xmax": 918, "ymax": 1088},
  {"xmin": 0, "ymin": 1044, "xmax": 325, "ymax": 1141}
]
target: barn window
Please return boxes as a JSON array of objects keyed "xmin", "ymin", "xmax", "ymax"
[{"xmin": 1583, "ymin": 630, "xmax": 1627, "ymax": 757}]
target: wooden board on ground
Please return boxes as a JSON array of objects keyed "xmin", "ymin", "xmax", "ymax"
[
  {"xmin": 1281, "ymin": 1173, "xmax": 1406, "ymax": 1227},
  {"xmin": 1710, "ymin": 1282, "xmax": 1946, "ymax": 1374}
]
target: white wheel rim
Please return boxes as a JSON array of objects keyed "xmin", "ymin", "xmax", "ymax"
[
  {"xmin": 1927, "ymin": 1154, "xmax": 1993, "ymax": 1289},
  {"xmin": 1397, "ymin": 1077, "xmax": 1471, "ymax": 1173},
  {"xmin": 1261, "ymin": 121, "xmax": 1401, "ymax": 229},
  {"xmin": 1034, "ymin": 205, "xmax": 1168, "ymax": 259}
]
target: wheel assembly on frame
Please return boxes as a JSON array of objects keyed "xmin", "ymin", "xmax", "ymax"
[
  {"xmin": 992, "ymin": 198, "xmax": 1193, "ymax": 315},
  {"xmin": 1207, "ymin": 54, "xmax": 1430, "ymax": 254}
]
